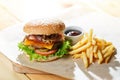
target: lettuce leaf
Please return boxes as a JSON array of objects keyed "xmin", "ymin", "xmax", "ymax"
[
  {"xmin": 18, "ymin": 42, "xmax": 47, "ymax": 61},
  {"xmin": 55, "ymin": 40, "xmax": 71, "ymax": 57},
  {"xmin": 18, "ymin": 40, "xmax": 71, "ymax": 61}
]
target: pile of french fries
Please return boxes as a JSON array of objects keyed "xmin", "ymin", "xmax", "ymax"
[{"xmin": 69, "ymin": 29, "xmax": 115, "ymax": 68}]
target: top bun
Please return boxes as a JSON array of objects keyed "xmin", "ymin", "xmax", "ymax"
[{"xmin": 24, "ymin": 18, "xmax": 65, "ymax": 35}]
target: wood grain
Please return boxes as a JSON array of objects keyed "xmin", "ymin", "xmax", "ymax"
[
  {"xmin": 26, "ymin": 74, "xmax": 68, "ymax": 80},
  {"xmin": 12, "ymin": 62, "xmax": 49, "ymax": 74},
  {"xmin": 0, "ymin": 53, "xmax": 29, "ymax": 80}
]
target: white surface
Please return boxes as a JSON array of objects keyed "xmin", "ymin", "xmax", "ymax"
[{"xmin": 0, "ymin": 12, "xmax": 120, "ymax": 80}]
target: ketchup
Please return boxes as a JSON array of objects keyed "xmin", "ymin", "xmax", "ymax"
[{"xmin": 65, "ymin": 30, "xmax": 81, "ymax": 36}]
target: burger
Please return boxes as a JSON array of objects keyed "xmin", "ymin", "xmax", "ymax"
[{"xmin": 18, "ymin": 18, "xmax": 71, "ymax": 61}]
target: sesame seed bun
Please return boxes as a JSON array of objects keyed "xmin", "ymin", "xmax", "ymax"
[{"xmin": 23, "ymin": 18, "xmax": 65, "ymax": 35}]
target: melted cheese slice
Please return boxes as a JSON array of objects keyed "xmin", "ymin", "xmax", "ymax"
[{"xmin": 24, "ymin": 39, "xmax": 54, "ymax": 49}]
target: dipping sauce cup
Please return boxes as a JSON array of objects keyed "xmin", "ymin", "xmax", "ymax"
[{"xmin": 64, "ymin": 26, "xmax": 84, "ymax": 45}]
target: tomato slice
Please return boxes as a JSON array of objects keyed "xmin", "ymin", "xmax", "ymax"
[{"xmin": 35, "ymin": 49, "xmax": 57, "ymax": 56}]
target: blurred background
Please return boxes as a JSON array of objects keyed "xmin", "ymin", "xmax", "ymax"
[{"xmin": 0, "ymin": 0, "xmax": 120, "ymax": 27}]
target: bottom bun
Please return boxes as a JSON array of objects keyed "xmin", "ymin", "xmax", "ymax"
[
  {"xmin": 25, "ymin": 53, "xmax": 59, "ymax": 62},
  {"xmin": 37, "ymin": 56, "xmax": 59, "ymax": 62}
]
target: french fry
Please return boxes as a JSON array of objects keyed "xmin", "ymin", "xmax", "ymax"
[
  {"xmin": 101, "ymin": 40, "xmax": 106, "ymax": 50},
  {"xmin": 105, "ymin": 42, "xmax": 112, "ymax": 47},
  {"xmin": 96, "ymin": 38, "xmax": 107, "ymax": 50},
  {"xmin": 86, "ymin": 48, "xmax": 90, "ymax": 59},
  {"xmin": 71, "ymin": 37, "xmax": 88, "ymax": 50},
  {"xmin": 90, "ymin": 51, "xmax": 93, "ymax": 64},
  {"xmin": 93, "ymin": 45, "xmax": 97, "ymax": 53},
  {"xmin": 94, "ymin": 52, "xmax": 98, "ymax": 59},
  {"xmin": 97, "ymin": 50, "xmax": 103, "ymax": 64},
  {"xmin": 89, "ymin": 46, "xmax": 93, "ymax": 64},
  {"xmin": 94, "ymin": 38, "xmax": 100, "ymax": 43},
  {"xmin": 73, "ymin": 53, "xmax": 82, "ymax": 59},
  {"xmin": 105, "ymin": 49, "xmax": 115, "ymax": 63},
  {"xmin": 88, "ymin": 29, "xmax": 93, "ymax": 43},
  {"xmin": 95, "ymin": 38, "xmax": 105, "ymax": 43},
  {"xmin": 92, "ymin": 38, "xmax": 96, "ymax": 45},
  {"xmin": 69, "ymin": 42, "xmax": 91, "ymax": 54},
  {"xmin": 82, "ymin": 52, "xmax": 89, "ymax": 68},
  {"xmin": 105, "ymin": 55, "xmax": 111, "ymax": 63},
  {"xmin": 70, "ymin": 29, "xmax": 115, "ymax": 68},
  {"xmin": 102, "ymin": 45, "xmax": 112, "ymax": 54},
  {"xmin": 93, "ymin": 45, "xmax": 98, "ymax": 58},
  {"xmin": 104, "ymin": 45, "xmax": 115, "ymax": 58},
  {"xmin": 97, "ymin": 42, "xmax": 103, "ymax": 50}
]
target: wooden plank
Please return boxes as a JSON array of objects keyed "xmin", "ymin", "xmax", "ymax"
[
  {"xmin": 12, "ymin": 62, "xmax": 49, "ymax": 74},
  {"xmin": 26, "ymin": 74, "xmax": 68, "ymax": 80},
  {"xmin": 0, "ymin": 53, "xmax": 29, "ymax": 80}
]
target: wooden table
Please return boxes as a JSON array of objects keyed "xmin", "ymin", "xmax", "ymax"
[{"xmin": 0, "ymin": 0, "xmax": 120, "ymax": 80}]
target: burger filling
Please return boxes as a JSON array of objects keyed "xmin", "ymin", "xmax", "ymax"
[{"xmin": 18, "ymin": 34, "xmax": 71, "ymax": 61}]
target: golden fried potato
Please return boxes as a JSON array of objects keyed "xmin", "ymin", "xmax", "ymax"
[{"xmin": 70, "ymin": 29, "xmax": 115, "ymax": 68}]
